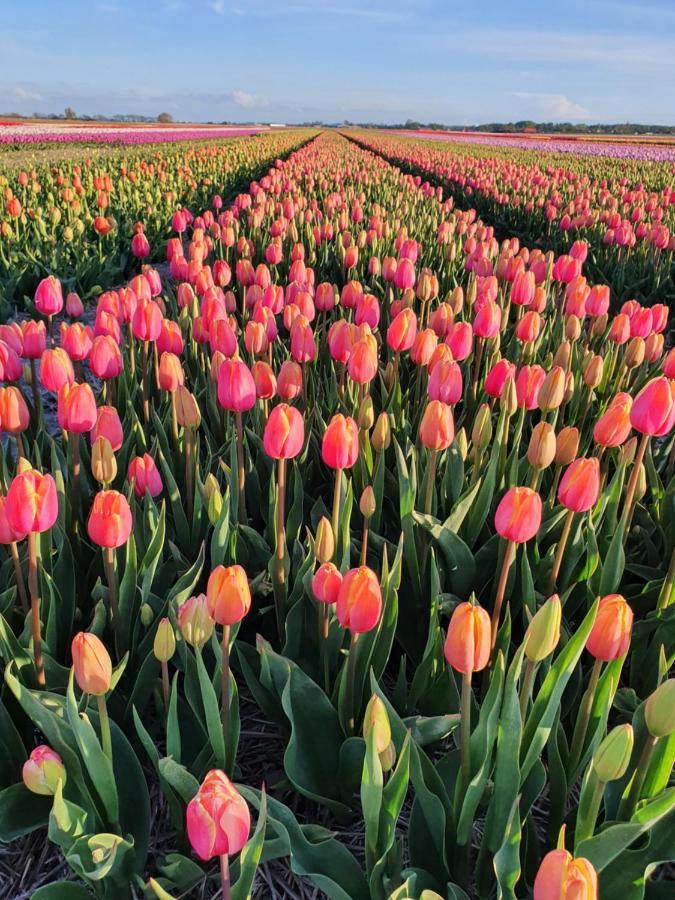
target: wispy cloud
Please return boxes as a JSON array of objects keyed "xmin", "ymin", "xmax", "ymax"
[
  {"xmin": 211, "ymin": 0, "xmax": 226, "ymax": 14},
  {"xmin": 512, "ymin": 92, "xmax": 591, "ymax": 120}
]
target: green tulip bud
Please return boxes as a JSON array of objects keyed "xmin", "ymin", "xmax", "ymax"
[
  {"xmin": 471, "ymin": 404, "xmax": 492, "ymax": 451},
  {"xmin": 363, "ymin": 694, "xmax": 391, "ymax": 755},
  {"xmin": 153, "ymin": 617, "xmax": 176, "ymax": 663},
  {"xmin": 524, "ymin": 594, "xmax": 562, "ymax": 662},
  {"xmin": 140, "ymin": 603, "xmax": 154, "ymax": 627},
  {"xmin": 645, "ymin": 679, "xmax": 675, "ymax": 738},
  {"xmin": 379, "ymin": 740, "xmax": 396, "ymax": 774},
  {"xmin": 593, "ymin": 724, "xmax": 634, "ymax": 782}
]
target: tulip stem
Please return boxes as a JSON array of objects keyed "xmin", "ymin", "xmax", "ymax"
[
  {"xmin": 519, "ymin": 658, "xmax": 537, "ymax": 722},
  {"xmin": 460, "ymin": 672, "xmax": 472, "ymax": 799},
  {"xmin": 29, "ymin": 359, "xmax": 42, "ymax": 424},
  {"xmin": 10, "ymin": 541, "xmax": 28, "ymax": 613},
  {"xmin": 360, "ymin": 520, "xmax": 369, "ymax": 567},
  {"xmin": 71, "ymin": 434, "xmax": 80, "ymax": 534},
  {"xmin": 161, "ymin": 660, "xmax": 170, "ymax": 715},
  {"xmin": 568, "ymin": 657, "xmax": 602, "ymax": 775},
  {"xmin": 423, "ymin": 450, "xmax": 437, "ymax": 516},
  {"xmin": 221, "ymin": 625, "xmax": 231, "ymax": 762},
  {"xmin": 220, "ymin": 852, "xmax": 231, "ymax": 900},
  {"xmin": 27, "ymin": 532, "xmax": 45, "ymax": 688},
  {"xmin": 170, "ymin": 391, "xmax": 179, "ymax": 448},
  {"xmin": 274, "ymin": 457, "xmax": 287, "ymax": 643},
  {"xmin": 331, "ymin": 469, "xmax": 342, "ymax": 561},
  {"xmin": 345, "ymin": 631, "xmax": 359, "ymax": 735},
  {"xmin": 97, "ymin": 694, "xmax": 113, "ymax": 766},
  {"xmin": 619, "ymin": 735, "xmax": 657, "ymax": 819},
  {"xmin": 141, "ymin": 341, "xmax": 150, "ymax": 423},
  {"xmin": 657, "ymin": 546, "xmax": 675, "ymax": 611},
  {"xmin": 490, "ymin": 540, "xmax": 516, "ymax": 650},
  {"xmin": 235, "ymin": 412, "xmax": 246, "ymax": 524},
  {"xmin": 185, "ymin": 428, "xmax": 194, "ymax": 514},
  {"xmin": 621, "ymin": 432, "xmax": 649, "ymax": 534},
  {"xmin": 103, "ymin": 547, "xmax": 121, "ymax": 657},
  {"xmin": 127, "ymin": 325, "xmax": 136, "ymax": 376},
  {"xmin": 549, "ymin": 509, "xmax": 575, "ymax": 594}
]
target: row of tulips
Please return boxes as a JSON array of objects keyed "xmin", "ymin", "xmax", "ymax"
[
  {"xmin": 348, "ymin": 130, "xmax": 675, "ymax": 307},
  {"xmin": 0, "ymin": 129, "xmax": 673, "ymax": 900},
  {"xmin": 0, "ymin": 129, "xmax": 313, "ymax": 316}
]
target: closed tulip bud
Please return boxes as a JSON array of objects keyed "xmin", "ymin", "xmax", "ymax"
[
  {"xmin": 565, "ymin": 315, "xmax": 581, "ymax": 341},
  {"xmin": 0, "ymin": 386, "xmax": 30, "ymax": 433},
  {"xmin": 555, "ymin": 426, "xmax": 580, "ymax": 465},
  {"xmin": 312, "ymin": 561, "xmax": 342, "ymax": 604},
  {"xmin": 533, "ymin": 849, "xmax": 597, "ymax": 900},
  {"xmin": 87, "ymin": 490, "xmax": 132, "ymax": 548},
  {"xmin": 140, "ymin": 604, "xmax": 154, "ymax": 627},
  {"xmin": 586, "ymin": 594, "xmax": 633, "ymax": 661},
  {"xmin": 360, "ymin": 486, "xmax": 376, "ymax": 519},
  {"xmin": 558, "ymin": 458, "xmax": 600, "ymax": 512},
  {"xmin": 618, "ymin": 435, "xmax": 637, "ymax": 467},
  {"xmin": 175, "ymin": 386, "xmax": 201, "ymax": 428},
  {"xmin": 203, "ymin": 473, "xmax": 223, "ymax": 525},
  {"xmin": 357, "ymin": 395, "xmax": 374, "ymax": 430},
  {"xmin": 624, "ymin": 337, "xmax": 645, "ymax": 370},
  {"xmin": 583, "ymin": 355, "xmax": 604, "ymax": 389},
  {"xmin": 419, "ymin": 400, "xmax": 455, "ymax": 451},
  {"xmin": 594, "ymin": 393, "xmax": 632, "ymax": 448},
  {"xmin": 263, "ymin": 403, "xmax": 304, "ymax": 459},
  {"xmin": 207, "ymin": 564, "xmax": 251, "ymax": 626},
  {"xmin": 552, "ymin": 341, "xmax": 571, "ymax": 371},
  {"xmin": 630, "ymin": 377, "xmax": 675, "ymax": 437},
  {"xmin": 71, "ymin": 632, "xmax": 112, "ymax": 696},
  {"xmin": 154, "ymin": 618, "xmax": 176, "ymax": 663},
  {"xmin": 315, "ymin": 516, "xmax": 334, "ymax": 564},
  {"xmin": 538, "ymin": 366, "xmax": 566, "ymax": 411},
  {"xmin": 635, "ymin": 462, "xmax": 647, "ymax": 501},
  {"xmin": 91, "ymin": 436, "xmax": 117, "ymax": 485},
  {"xmin": 592, "ymin": 724, "xmax": 634, "ymax": 782},
  {"xmin": 322, "ymin": 414, "xmax": 359, "ymax": 469},
  {"xmin": 500, "ymin": 376, "xmax": 518, "ymax": 416},
  {"xmin": 362, "ymin": 694, "xmax": 391, "ymax": 754},
  {"xmin": 128, "ymin": 454, "xmax": 163, "ymax": 498},
  {"xmin": 22, "ymin": 745, "xmax": 66, "ymax": 796},
  {"xmin": 217, "ymin": 359, "xmax": 256, "ymax": 412},
  {"xmin": 444, "ymin": 601, "xmax": 491, "ymax": 674},
  {"xmin": 495, "ymin": 486, "xmax": 542, "ymax": 543},
  {"xmin": 336, "ymin": 566, "xmax": 382, "ymax": 633},
  {"xmin": 528, "ymin": 421, "xmax": 556, "ymax": 470},
  {"xmin": 177, "ymin": 594, "xmax": 215, "ymax": 647},
  {"xmin": 372, "ymin": 412, "xmax": 391, "ymax": 452},
  {"xmin": 186, "ymin": 770, "xmax": 250, "ymax": 861},
  {"xmin": 5, "ymin": 469, "xmax": 58, "ymax": 534},
  {"xmin": 471, "ymin": 403, "xmax": 492, "ymax": 450},
  {"xmin": 58, "ymin": 382, "xmax": 97, "ymax": 433},
  {"xmin": 455, "ymin": 427, "xmax": 468, "ymax": 460},
  {"xmin": 524, "ymin": 595, "xmax": 561, "ymax": 661},
  {"xmin": 644, "ymin": 679, "xmax": 675, "ymax": 738}
]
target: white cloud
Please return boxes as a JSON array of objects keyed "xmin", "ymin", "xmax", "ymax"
[
  {"xmin": 512, "ymin": 92, "xmax": 591, "ymax": 120},
  {"xmin": 13, "ymin": 85, "xmax": 42, "ymax": 102},
  {"xmin": 212, "ymin": 0, "xmax": 226, "ymax": 13},
  {"xmin": 228, "ymin": 90, "xmax": 257, "ymax": 108}
]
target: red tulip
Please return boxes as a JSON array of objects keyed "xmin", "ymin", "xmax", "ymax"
[
  {"xmin": 87, "ymin": 490, "xmax": 132, "ymax": 548},
  {"xmin": 495, "ymin": 487, "xmax": 542, "ymax": 543}
]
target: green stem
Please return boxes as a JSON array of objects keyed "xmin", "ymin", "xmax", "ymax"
[
  {"xmin": 490, "ymin": 540, "xmax": 516, "ymax": 650},
  {"xmin": 221, "ymin": 625, "xmax": 231, "ymax": 762},
  {"xmin": 97, "ymin": 694, "xmax": 113, "ymax": 765},
  {"xmin": 568, "ymin": 657, "xmax": 602, "ymax": 774},
  {"xmin": 220, "ymin": 852, "xmax": 231, "ymax": 900},
  {"xmin": 575, "ymin": 776, "xmax": 605, "ymax": 846},
  {"xmin": 519, "ymin": 658, "xmax": 537, "ymax": 722},
  {"xmin": 619, "ymin": 735, "xmax": 658, "ymax": 819},
  {"xmin": 27, "ymin": 532, "xmax": 45, "ymax": 688},
  {"xmin": 274, "ymin": 457, "xmax": 287, "ymax": 643},
  {"xmin": 345, "ymin": 631, "xmax": 360, "ymax": 735},
  {"xmin": 548, "ymin": 508, "xmax": 575, "ymax": 594},
  {"xmin": 460, "ymin": 672, "xmax": 472, "ymax": 798},
  {"xmin": 331, "ymin": 468, "xmax": 342, "ymax": 560}
]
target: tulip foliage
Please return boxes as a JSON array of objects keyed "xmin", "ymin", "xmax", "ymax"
[{"xmin": 0, "ymin": 129, "xmax": 673, "ymax": 900}]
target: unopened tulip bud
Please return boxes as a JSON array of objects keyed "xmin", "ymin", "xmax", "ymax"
[
  {"xmin": 177, "ymin": 594, "xmax": 215, "ymax": 648},
  {"xmin": 624, "ymin": 337, "xmax": 645, "ymax": 370},
  {"xmin": 472, "ymin": 403, "xmax": 492, "ymax": 450},
  {"xmin": 644, "ymin": 679, "xmax": 675, "ymax": 738},
  {"xmin": 500, "ymin": 377, "xmax": 518, "ymax": 416},
  {"xmin": 563, "ymin": 372, "xmax": 575, "ymax": 405},
  {"xmin": 360, "ymin": 486, "xmax": 376, "ymax": 520},
  {"xmin": 444, "ymin": 601, "xmax": 491, "ymax": 674},
  {"xmin": 91, "ymin": 436, "xmax": 117, "ymax": 486},
  {"xmin": 593, "ymin": 724, "xmax": 633, "ymax": 782},
  {"xmin": 635, "ymin": 463, "xmax": 647, "ymax": 501},
  {"xmin": 538, "ymin": 366, "xmax": 566, "ymax": 411},
  {"xmin": 140, "ymin": 603, "xmax": 154, "ymax": 626},
  {"xmin": 555, "ymin": 426, "xmax": 579, "ymax": 466},
  {"xmin": 153, "ymin": 618, "xmax": 176, "ymax": 663},
  {"xmin": 591, "ymin": 314, "xmax": 608, "ymax": 338},
  {"xmin": 203, "ymin": 473, "xmax": 223, "ymax": 525},
  {"xmin": 358, "ymin": 395, "xmax": 374, "ymax": 430},
  {"xmin": 448, "ymin": 286, "xmax": 463, "ymax": 314},
  {"xmin": 372, "ymin": 412, "xmax": 391, "ymax": 452},
  {"xmin": 22, "ymin": 745, "xmax": 66, "ymax": 796},
  {"xmin": 552, "ymin": 341, "xmax": 571, "ymax": 371},
  {"xmin": 71, "ymin": 632, "xmax": 112, "ymax": 696},
  {"xmin": 565, "ymin": 315, "xmax": 581, "ymax": 341},
  {"xmin": 455, "ymin": 427, "xmax": 468, "ymax": 460},
  {"xmin": 362, "ymin": 694, "xmax": 391, "ymax": 754},
  {"xmin": 619, "ymin": 436, "xmax": 637, "ymax": 467},
  {"xmin": 583, "ymin": 355, "xmax": 604, "ymax": 389},
  {"xmin": 528, "ymin": 422, "xmax": 556, "ymax": 470},
  {"xmin": 383, "ymin": 360, "xmax": 396, "ymax": 391},
  {"xmin": 534, "ymin": 849, "xmax": 597, "ymax": 900},
  {"xmin": 315, "ymin": 516, "xmax": 334, "ymax": 564},
  {"xmin": 175, "ymin": 385, "xmax": 201, "ymax": 428},
  {"xmin": 524, "ymin": 594, "xmax": 562, "ymax": 661}
]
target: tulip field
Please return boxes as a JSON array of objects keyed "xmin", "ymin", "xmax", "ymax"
[{"xmin": 0, "ymin": 127, "xmax": 673, "ymax": 900}]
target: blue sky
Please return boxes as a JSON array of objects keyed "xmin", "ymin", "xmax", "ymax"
[{"xmin": 1, "ymin": 0, "xmax": 674, "ymax": 124}]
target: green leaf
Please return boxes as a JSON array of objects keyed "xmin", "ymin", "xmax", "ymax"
[
  {"xmin": 231, "ymin": 788, "xmax": 268, "ymax": 900},
  {"xmin": 0, "ymin": 783, "xmax": 51, "ymax": 841}
]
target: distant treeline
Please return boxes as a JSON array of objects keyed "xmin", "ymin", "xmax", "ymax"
[{"xmin": 357, "ymin": 119, "xmax": 675, "ymax": 136}]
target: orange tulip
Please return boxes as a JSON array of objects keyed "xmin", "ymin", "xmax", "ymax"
[
  {"xmin": 206, "ymin": 564, "xmax": 251, "ymax": 626},
  {"xmin": 71, "ymin": 632, "xmax": 112, "ymax": 696},
  {"xmin": 444, "ymin": 602, "xmax": 491, "ymax": 674}
]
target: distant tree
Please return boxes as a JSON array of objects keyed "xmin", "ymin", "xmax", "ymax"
[
  {"xmin": 64, "ymin": 106, "xmax": 76, "ymax": 119},
  {"xmin": 157, "ymin": 112, "xmax": 173, "ymax": 123}
]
